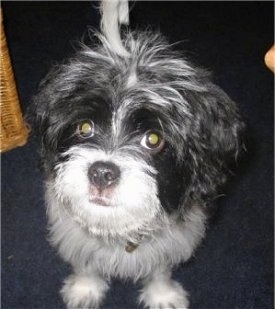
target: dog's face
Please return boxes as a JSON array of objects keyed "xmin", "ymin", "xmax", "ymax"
[{"xmin": 30, "ymin": 32, "xmax": 244, "ymax": 240}]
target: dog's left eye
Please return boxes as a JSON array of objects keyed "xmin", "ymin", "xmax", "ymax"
[
  {"xmin": 77, "ymin": 120, "xmax": 94, "ymax": 138},
  {"xmin": 140, "ymin": 131, "xmax": 165, "ymax": 153}
]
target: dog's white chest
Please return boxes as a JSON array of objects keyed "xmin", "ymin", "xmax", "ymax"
[{"xmin": 88, "ymin": 215, "xmax": 205, "ymax": 281}]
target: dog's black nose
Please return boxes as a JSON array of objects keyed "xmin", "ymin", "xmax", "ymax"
[{"xmin": 88, "ymin": 161, "xmax": 120, "ymax": 189}]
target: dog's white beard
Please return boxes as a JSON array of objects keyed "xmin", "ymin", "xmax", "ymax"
[{"xmin": 46, "ymin": 146, "xmax": 168, "ymax": 243}]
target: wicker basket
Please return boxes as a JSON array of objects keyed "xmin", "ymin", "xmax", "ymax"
[{"xmin": 0, "ymin": 9, "xmax": 29, "ymax": 153}]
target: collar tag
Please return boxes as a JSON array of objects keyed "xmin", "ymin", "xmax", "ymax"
[{"xmin": 125, "ymin": 241, "xmax": 139, "ymax": 253}]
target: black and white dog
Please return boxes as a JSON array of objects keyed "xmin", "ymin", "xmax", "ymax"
[{"xmin": 29, "ymin": 1, "xmax": 244, "ymax": 308}]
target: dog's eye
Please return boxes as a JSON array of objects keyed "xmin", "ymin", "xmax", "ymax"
[
  {"xmin": 140, "ymin": 131, "xmax": 164, "ymax": 152},
  {"xmin": 77, "ymin": 120, "xmax": 94, "ymax": 138}
]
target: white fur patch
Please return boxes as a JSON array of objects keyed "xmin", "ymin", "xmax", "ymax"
[
  {"xmin": 45, "ymin": 146, "xmax": 206, "ymax": 307},
  {"xmin": 60, "ymin": 274, "xmax": 109, "ymax": 308},
  {"xmin": 46, "ymin": 159, "xmax": 206, "ymax": 280},
  {"xmin": 49, "ymin": 146, "xmax": 165, "ymax": 243},
  {"xmin": 100, "ymin": 0, "xmax": 130, "ymax": 57},
  {"xmin": 140, "ymin": 274, "xmax": 189, "ymax": 309}
]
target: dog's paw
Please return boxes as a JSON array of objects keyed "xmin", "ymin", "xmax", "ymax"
[
  {"xmin": 140, "ymin": 279, "xmax": 189, "ymax": 309},
  {"xmin": 60, "ymin": 274, "xmax": 109, "ymax": 309}
]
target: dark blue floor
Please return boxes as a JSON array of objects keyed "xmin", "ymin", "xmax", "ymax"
[{"xmin": 1, "ymin": 2, "xmax": 274, "ymax": 309}]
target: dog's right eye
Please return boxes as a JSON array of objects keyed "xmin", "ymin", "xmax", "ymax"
[
  {"xmin": 76, "ymin": 120, "xmax": 95, "ymax": 138},
  {"xmin": 140, "ymin": 131, "xmax": 165, "ymax": 153}
]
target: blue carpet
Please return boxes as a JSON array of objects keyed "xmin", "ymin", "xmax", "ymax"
[{"xmin": 1, "ymin": 2, "xmax": 274, "ymax": 309}]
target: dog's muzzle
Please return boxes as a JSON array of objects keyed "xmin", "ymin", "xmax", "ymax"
[{"xmin": 88, "ymin": 161, "xmax": 121, "ymax": 206}]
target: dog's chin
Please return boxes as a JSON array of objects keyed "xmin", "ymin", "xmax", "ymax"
[
  {"xmin": 80, "ymin": 182, "xmax": 169, "ymax": 241},
  {"xmin": 88, "ymin": 184, "xmax": 115, "ymax": 207},
  {"xmin": 52, "ymin": 193, "xmax": 167, "ymax": 243},
  {"xmin": 89, "ymin": 196, "xmax": 112, "ymax": 207}
]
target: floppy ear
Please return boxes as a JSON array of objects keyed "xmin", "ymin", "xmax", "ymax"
[
  {"xmin": 25, "ymin": 89, "xmax": 50, "ymax": 171},
  {"xmin": 26, "ymin": 67, "xmax": 61, "ymax": 134},
  {"xmin": 27, "ymin": 91, "xmax": 47, "ymax": 139},
  {"xmin": 202, "ymin": 84, "xmax": 244, "ymax": 155},
  {"xmin": 185, "ymin": 83, "xmax": 245, "ymax": 206},
  {"xmin": 26, "ymin": 79, "xmax": 50, "ymax": 145},
  {"xmin": 26, "ymin": 67, "xmax": 64, "ymax": 170}
]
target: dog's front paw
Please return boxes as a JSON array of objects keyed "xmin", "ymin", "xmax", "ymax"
[
  {"xmin": 140, "ymin": 279, "xmax": 189, "ymax": 309},
  {"xmin": 60, "ymin": 274, "xmax": 109, "ymax": 309}
]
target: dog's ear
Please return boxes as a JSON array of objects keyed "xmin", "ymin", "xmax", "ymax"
[
  {"xmin": 26, "ymin": 68, "xmax": 63, "ymax": 169},
  {"xmin": 26, "ymin": 79, "xmax": 50, "ymax": 145},
  {"xmin": 26, "ymin": 67, "xmax": 60, "ymax": 135},
  {"xmin": 27, "ymin": 90, "xmax": 47, "ymax": 138},
  {"xmin": 200, "ymin": 83, "xmax": 244, "ymax": 156},
  {"xmin": 184, "ymin": 83, "xmax": 245, "ymax": 206}
]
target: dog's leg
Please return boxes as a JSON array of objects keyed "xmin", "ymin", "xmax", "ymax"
[
  {"xmin": 60, "ymin": 273, "xmax": 109, "ymax": 309},
  {"xmin": 139, "ymin": 270, "xmax": 189, "ymax": 309}
]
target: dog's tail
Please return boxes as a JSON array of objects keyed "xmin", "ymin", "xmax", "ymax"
[{"xmin": 100, "ymin": 0, "xmax": 130, "ymax": 57}]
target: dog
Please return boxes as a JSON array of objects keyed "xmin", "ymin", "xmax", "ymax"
[{"xmin": 28, "ymin": 1, "xmax": 244, "ymax": 308}]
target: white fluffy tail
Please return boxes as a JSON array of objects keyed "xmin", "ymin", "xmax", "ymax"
[{"xmin": 100, "ymin": 0, "xmax": 130, "ymax": 57}]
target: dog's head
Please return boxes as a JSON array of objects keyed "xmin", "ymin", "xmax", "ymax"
[{"xmin": 29, "ymin": 32, "xmax": 244, "ymax": 240}]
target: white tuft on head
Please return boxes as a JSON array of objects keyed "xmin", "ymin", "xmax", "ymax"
[{"xmin": 100, "ymin": 0, "xmax": 130, "ymax": 57}]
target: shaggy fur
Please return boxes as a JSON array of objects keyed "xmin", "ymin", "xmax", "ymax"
[{"xmin": 29, "ymin": 28, "xmax": 244, "ymax": 308}]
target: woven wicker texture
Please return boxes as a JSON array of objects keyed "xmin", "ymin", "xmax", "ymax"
[{"xmin": 1, "ymin": 9, "xmax": 29, "ymax": 152}]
